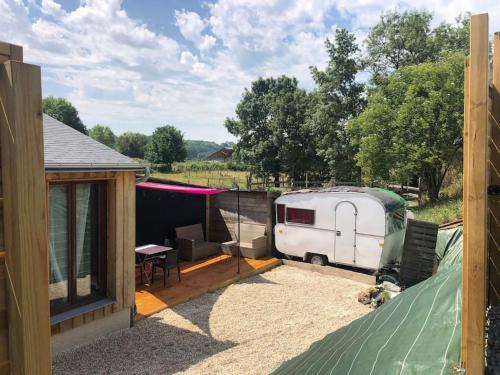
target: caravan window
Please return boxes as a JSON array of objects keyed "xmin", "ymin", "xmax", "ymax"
[
  {"xmin": 277, "ymin": 204, "xmax": 285, "ymax": 223},
  {"xmin": 286, "ymin": 207, "xmax": 315, "ymax": 225},
  {"xmin": 386, "ymin": 208, "xmax": 405, "ymax": 235}
]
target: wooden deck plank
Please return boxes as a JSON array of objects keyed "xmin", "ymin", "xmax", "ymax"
[{"xmin": 134, "ymin": 255, "xmax": 281, "ymax": 320}]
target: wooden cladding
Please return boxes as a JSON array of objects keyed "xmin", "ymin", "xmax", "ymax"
[
  {"xmin": 0, "ymin": 258, "xmax": 8, "ymax": 373},
  {"xmin": 51, "ymin": 302, "xmax": 118, "ymax": 335},
  {"xmin": 0, "ymin": 44, "xmax": 8, "ymax": 374}
]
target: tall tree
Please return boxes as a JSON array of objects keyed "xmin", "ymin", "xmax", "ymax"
[
  {"xmin": 42, "ymin": 96, "xmax": 87, "ymax": 134},
  {"xmin": 225, "ymin": 76, "xmax": 315, "ymax": 185},
  {"xmin": 365, "ymin": 10, "xmax": 434, "ymax": 76},
  {"xmin": 89, "ymin": 125, "xmax": 116, "ymax": 148},
  {"xmin": 430, "ymin": 14, "xmax": 470, "ymax": 56},
  {"xmin": 309, "ymin": 29, "xmax": 365, "ymax": 181},
  {"xmin": 145, "ymin": 126, "xmax": 187, "ymax": 168},
  {"xmin": 116, "ymin": 132, "xmax": 150, "ymax": 159},
  {"xmin": 349, "ymin": 53, "xmax": 465, "ymax": 201},
  {"xmin": 365, "ymin": 11, "xmax": 470, "ymax": 77}
]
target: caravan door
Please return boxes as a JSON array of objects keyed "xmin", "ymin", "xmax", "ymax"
[{"xmin": 334, "ymin": 201, "xmax": 357, "ymax": 266}]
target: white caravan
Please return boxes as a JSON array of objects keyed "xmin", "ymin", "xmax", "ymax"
[{"xmin": 274, "ymin": 187, "xmax": 411, "ymax": 271}]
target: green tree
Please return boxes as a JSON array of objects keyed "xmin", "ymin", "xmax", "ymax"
[
  {"xmin": 349, "ymin": 53, "xmax": 465, "ymax": 201},
  {"xmin": 430, "ymin": 14, "xmax": 470, "ymax": 56},
  {"xmin": 308, "ymin": 29, "xmax": 365, "ymax": 181},
  {"xmin": 42, "ymin": 96, "xmax": 87, "ymax": 134},
  {"xmin": 89, "ymin": 125, "xmax": 116, "ymax": 148},
  {"xmin": 365, "ymin": 11, "xmax": 469, "ymax": 78},
  {"xmin": 145, "ymin": 126, "xmax": 187, "ymax": 167},
  {"xmin": 116, "ymin": 132, "xmax": 150, "ymax": 159},
  {"xmin": 365, "ymin": 10, "xmax": 434, "ymax": 76},
  {"xmin": 225, "ymin": 76, "xmax": 315, "ymax": 185}
]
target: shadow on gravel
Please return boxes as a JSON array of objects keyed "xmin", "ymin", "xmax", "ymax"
[
  {"xmin": 170, "ymin": 274, "xmax": 277, "ymax": 337},
  {"xmin": 52, "ymin": 316, "xmax": 237, "ymax": 375}
]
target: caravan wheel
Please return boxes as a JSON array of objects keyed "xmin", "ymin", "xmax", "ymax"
[{"xmin": 309, "ymin": 254, "xmax": 327, "ymax": 266}]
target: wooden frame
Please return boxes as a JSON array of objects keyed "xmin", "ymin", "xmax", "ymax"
[{"xmin": 48, "ymin": 171, "xmax": 136, "ymax": 336}]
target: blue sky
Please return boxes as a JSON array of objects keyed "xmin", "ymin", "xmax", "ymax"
[{"xmin": 1, "ymin": 0, "xmax": 499, "ymax": 142}]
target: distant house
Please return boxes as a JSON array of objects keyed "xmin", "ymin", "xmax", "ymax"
[
  {"xmin": 208, "ymin": 147, "xmax": 234, "ymax": 162},
  {"xmin": 43, "ymin": 114, "xmax": 145, "ymax": 354}
]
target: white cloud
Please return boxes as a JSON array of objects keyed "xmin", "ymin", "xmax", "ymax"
[
  {"xmin": 175, "ymin": 10, "xmax": 216, "ymax": 51},
  {"xmin": 0, "ymin": 0, "xmax": 499, "ymax": 142},
  {"xmin": 40, "ymin": 0, "xmax": 65, "ymax": 18}
]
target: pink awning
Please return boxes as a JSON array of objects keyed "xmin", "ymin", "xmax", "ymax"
[{"xmin": 136, "ymin": 181, "xmax": 227, "ymax": 195}]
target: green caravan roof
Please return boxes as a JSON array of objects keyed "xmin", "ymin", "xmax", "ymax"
[
  {"xmin": 282, "ymin": 186, "xmax": 408, "ymax": 212},
  {"xmin": 371, "ymin": 188, "xmax": 409, "ymax": 210}
]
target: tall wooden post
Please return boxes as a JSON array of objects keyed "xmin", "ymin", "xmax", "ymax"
[
  {"xmin": 0, "ymin": 43, "xmax": 51, "ymax": 374},
  {"xmin": 266, "ymin": 191, "xmax": 274, "ymax": 256},
  {"xmin": 461, "ymin": 57, "xmax": 470, "ymax": 362},
  {"xmin": 206, "ymin": 195, "xmax": 211, "ymax": 241},
  {"xmin": 461, "ymin": 13, "xmax": 489, "ymax": 374}
]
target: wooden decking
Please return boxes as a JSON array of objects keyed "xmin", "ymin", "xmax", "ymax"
[{"xmin": 134, "ymin": 255, "xmax": 281, "ymax": 320}]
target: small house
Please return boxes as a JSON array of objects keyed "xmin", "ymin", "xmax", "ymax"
[
  {"xmin": 43, "ymin": 114, "xmax": 145, "ymax": 354},
  {"xmin": 208, "ymin": 147, "xmax": 233, "ymax": 162}
]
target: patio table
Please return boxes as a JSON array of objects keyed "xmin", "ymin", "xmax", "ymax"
[{"xmin": 135, "ymin": 244, "xmax": 173, "ymax": 285}]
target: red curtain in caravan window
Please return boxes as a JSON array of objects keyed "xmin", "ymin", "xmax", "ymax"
[
  {"xmin": 277, "ymin": 204, "xmax": 285, "ymax": 223},
  {"xmin": 286, "ymin": 207, "xmax": 315, "ymax": 225}
]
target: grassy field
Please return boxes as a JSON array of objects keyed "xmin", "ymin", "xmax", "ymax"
[
  {"xmin": 412, "ymin": 197, "xmax": 463, "ymax": 225},
  {"xmin": 152, "ymin": 170, "xmax": 250, "ymax": 188}
]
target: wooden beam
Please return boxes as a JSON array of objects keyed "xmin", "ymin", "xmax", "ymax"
[
  {"xmin": 0, "ymin": 41, "xmax": 23, "ymax": 64},
  {"xmin": 122, "ymin": 172, "xmax": 136, "ymax": 310},
  {"xmin": 266, "ymin": 192, "xmax": 274, "ymax": 255},
  {"xmin": 0, "ymin": 60, "xmax": 51, "ymax": 374},
  {"xmin": 462, "ymin": 13, "xmax": 489, "ymax": 374}
]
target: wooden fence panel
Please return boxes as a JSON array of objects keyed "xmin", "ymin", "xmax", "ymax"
[
  {"xmin": 490, "ymin": 32, "xmax": 500, "ymax": 307},
  {"xmin": 461, "ymin": 13, "xmax": 489, "ymax": 374},
  {"xmin": 209, "ymin": 191, "xmax": 273, "ymax": 254}
]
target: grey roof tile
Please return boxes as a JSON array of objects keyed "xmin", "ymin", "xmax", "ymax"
[{"xmin": 43, "ymin": 114, "xmax": 142, "ymax": 171}]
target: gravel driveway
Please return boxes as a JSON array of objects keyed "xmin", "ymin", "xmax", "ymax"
[{"xmin": 52, "ymin": 265, "xmax": 371, "ymax": 375}]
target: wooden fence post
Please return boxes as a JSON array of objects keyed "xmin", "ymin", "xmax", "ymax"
[
  {"xmin": 0, "ymin": 59, "xmax": 51, "ymax": 373},
  {"xmin": 266, "ymin": 192, "xmax": 274, "ymax": 255},
  {"xmin": 461, "ymin": 13, "xmax": 489, "ymax": 374}
]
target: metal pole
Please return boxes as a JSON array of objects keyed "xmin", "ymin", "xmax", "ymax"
[{"xmin": 237, "ymin": 186, "xmax": 241, "ymax": 274}]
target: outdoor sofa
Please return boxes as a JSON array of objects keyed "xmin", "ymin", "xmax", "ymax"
[
  {"xmin": 221, "ymin": 222, "xmax": 268, "ymax": 259},
  {"xmin": 175, "ymin": 224, "xmax": 220, "ymax": 261}
]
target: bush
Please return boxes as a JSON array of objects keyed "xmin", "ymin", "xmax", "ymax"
[{"xmin": 151, "ymin": 163, "xmax": 172, "ymax": 173}]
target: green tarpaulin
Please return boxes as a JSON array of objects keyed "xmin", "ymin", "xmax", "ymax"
[{"xmin": 272, "ymin": 227, "xmax": 463, "ymax": 375}]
